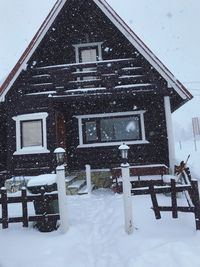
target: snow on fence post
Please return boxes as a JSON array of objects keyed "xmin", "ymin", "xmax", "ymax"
[
  {"xmin": 56, "ymin": 165, "xmax": 69, "ymax": 234},
  {"xmin": 121, "ymin": 164, "xmax": 134, "ymax": 235},
  {"xmin": 85, "ymin": 164, "xmax": 92, "ymax": 196}
]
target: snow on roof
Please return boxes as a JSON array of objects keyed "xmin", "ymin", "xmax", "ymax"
[{"xmin": 0, "ymin": 0, "xmax": 193, "ymax": 102}]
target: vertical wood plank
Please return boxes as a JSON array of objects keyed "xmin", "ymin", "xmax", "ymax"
[
  {"xmin": 191, "ymin": 180, "xmax": 200, "ymax": 230},
  {"xmin": 41, "ymin": 188, "xmax": 46, "ymax": 223},
  {"xmin": 149, "ymin": 182, "xmax": 161, "ymax": 219},
  {"xmin": 171, "ymin": 179, "xmax": 178, "ymax": 218},
  {"xmin": 1, "ymin": 188, "xmax": 8, "ymax": 229},
  {"xmin": 21, "ymin": 188, "xmax": 28, "ymax": 227}
]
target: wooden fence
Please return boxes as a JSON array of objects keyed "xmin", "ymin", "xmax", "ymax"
[
  {"xmin": 131, "ymin": 168, "xmax": 200, "ymax": 230},
  {"xmin": 0, "ymin": 187, "xmax": 59, "ymax": 229}
]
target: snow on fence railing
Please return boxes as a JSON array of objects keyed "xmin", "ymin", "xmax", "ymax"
[{"xmin": 0, "ymin": 187, "xmax": 59, "ymax": 230}]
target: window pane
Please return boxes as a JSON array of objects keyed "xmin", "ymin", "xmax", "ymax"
[
  {"xmin": 21, "ymin": 120, "xmax": 43, "ymax": 147},
  {"xmin": 81, "ymin": 49, "xmax": 97, "ymax": 63},
  {"xmin": 100, "ymin": 116, "xmax": 141, "ymax": 142},
  {"xmin": 85, "ymin": 121, "xmax": 97, "ymax": 142}
]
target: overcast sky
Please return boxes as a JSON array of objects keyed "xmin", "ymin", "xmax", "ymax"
[{"xmin": 0, "ymin": 0, "xmax": 200, "ymax": 132}]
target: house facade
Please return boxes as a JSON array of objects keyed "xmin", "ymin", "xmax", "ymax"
[{"xmin": 0, "ymin": 0, "xmax": 192, "ymax": 181}]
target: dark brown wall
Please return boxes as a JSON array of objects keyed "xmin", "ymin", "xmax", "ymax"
[
  {"xmin": 5, "ymin": 90, "xmax": 169, "ymax": 175},
  {"xmin": 0, "ymin": 104, "xmax": 7, "ymax": 171},
  {"xmin": 5, "ymin": 93, "xmax": 57, "ymax": 176},
  {"xmin": 57, "ymin": 92, "xmax": 169, "ymax": 170}
]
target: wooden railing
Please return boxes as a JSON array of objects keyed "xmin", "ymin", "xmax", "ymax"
[
  {"xmin": 0, "ymin": 188, "xmax": 59, "ymax": 230},
  {"xmin": 21, "ymin": 58, "xmax": 154, "ymax": 95},
  {"xmin": 131, "ymin": 167, "xmax": 200, "ymax": 230}
]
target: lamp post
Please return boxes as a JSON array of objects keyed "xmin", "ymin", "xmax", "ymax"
[
  {"xmin": 54, "ymin": 147, "xmax": 66, "ymax": 165},
  {"xmin": 118, "ymin": 143, "xmax": 133, "ymax": 234},
  {"xmin": 54, "ymin": 147, "xmax": 68, "ymax": 234}
]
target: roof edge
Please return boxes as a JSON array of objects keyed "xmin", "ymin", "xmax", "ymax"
[
  {"xmin": 94, "ymin": 0, "xmax": 193, "ymax": 101},
  {"xmin": 0, "ymin": 0, "xmax": 66, "ymax": 101}
]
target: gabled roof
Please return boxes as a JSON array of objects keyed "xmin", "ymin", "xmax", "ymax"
[{"xmin": 0, "ymin": 0, "xmax": 193, "ymax": 102}]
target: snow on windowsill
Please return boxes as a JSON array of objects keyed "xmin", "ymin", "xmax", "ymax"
[
  {"xmin": 78, "ymin": 140, "xmax": 149, "ymax": 148},
  {"xmin": 13, "ymin": 147, "xmax": 50, "ymax": 155}
]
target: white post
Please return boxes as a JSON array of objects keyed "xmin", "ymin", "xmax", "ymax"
[
  {"xmin": 56, "ymin": 165, "xmax": 69, "ymax": 234},
  {"xmin": 85, "ymin": 164, "xmax": 92, "ymax": 195},
  {"xmin": 164, "ymin": 96, "xmax": 176, "ymax": 174},
  {"xmin": 121, "ymin": 164, "xmax": 133, "ymax": 234}
]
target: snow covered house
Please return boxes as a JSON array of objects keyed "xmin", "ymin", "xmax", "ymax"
[{"xmin": 0, "ymin": 0, "xmax": 192, "ymax": 182}]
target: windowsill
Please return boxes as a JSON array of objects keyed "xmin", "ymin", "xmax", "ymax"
[
  {"xmin": 77, "ymin": 140, "xmax": 149, "ymax": 148},
  {"xmin": 13, "ymin": 147, "xmax": 50, "ymax": 155}
]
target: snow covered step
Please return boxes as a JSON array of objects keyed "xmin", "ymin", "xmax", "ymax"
[
  {"xmin": 78, "ymin": 184, "xmax": 95, "ymax": 195},
  {"xmin": 66, "ymin": 179, "xmax": 86, "ymax": 195},
  {"xmin": 68, "ymin": 179, "xmax": 85, "ymax": 189},
  {"xmin": 65, "ymin": 175, "xmax": 77, "ymax": 185}
]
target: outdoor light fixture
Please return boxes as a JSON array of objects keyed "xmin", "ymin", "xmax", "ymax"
[
  {"xmin": 54, "ymin": 147, "xmax": 66, "ymax": 165},
  {"xmin": 119, "ymin": 143, "xmax": 130, "ymax": 164}
]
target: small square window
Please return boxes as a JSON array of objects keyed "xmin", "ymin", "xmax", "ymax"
[
  {"xmin": 13, "ymin": 112, "xmax": 49, "ymax": 155},
  {"xmin": 21, "ymin": 120, "xmax": 43, "ymax": 148}
]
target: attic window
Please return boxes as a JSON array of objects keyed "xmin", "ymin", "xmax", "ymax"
[
  {"xmin": 73, "ymin": 42, "xmax": 103, "ymax": 63},
  {"xmin": 13, "ymin": 113, "xmax": 50, "ymax": 155}
]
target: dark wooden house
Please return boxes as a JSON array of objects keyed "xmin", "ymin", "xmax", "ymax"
[{"xmin": 0, "ymin": 0, "xmax": 192, "ymax": 182}]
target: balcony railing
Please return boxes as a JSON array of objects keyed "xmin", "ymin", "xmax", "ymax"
[{"xmin": 22, "ymin": 58, "xmax": 154, "ymax": 96}]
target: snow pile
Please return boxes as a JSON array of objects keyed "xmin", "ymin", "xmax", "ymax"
[{"xmin": 27, "ymin": 174, "xmax": 56, "ymax": 187}]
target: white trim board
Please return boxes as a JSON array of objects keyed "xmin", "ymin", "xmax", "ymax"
[
  {"xmin": 75, "ymin": 110, "xmax": 146, "ymax": 119},
  {"xmin": 78, "ymin": 140, "xmax": 149, "ymax": 149}
]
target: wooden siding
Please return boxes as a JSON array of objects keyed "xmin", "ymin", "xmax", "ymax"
[
  {"xmin": 5, "ymin": 90, "xmax": 169, "ymax": 175},
  {"xmin": 57, "ymin": 93, "xmax": 169, "ymax": 170},
  {"xmin": 3, "ymin": 0, "xmax": 171, "ymax": 176},
  {"xmin": 0, "ymin": 104, "xmax": 7, "ymax": 171}
]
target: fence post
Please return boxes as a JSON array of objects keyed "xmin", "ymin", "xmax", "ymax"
[
  {"xmin": 21, "ymin": 188, "xmax": 28, "ymax": 227},
  {"xmin": 191, "ymin": 180, "xmax": 200, "ymax": 230},
  {"xmin": 171, "ymin": 179, "xmax": 178, "ymax": 218},
  {"xmin": 121, "ymin": 164, "xmax": 133, "ymax": 234},
  {"xmin": 56, "ymin": 165, "xmax": 69, "ymax": 234},
  {"xmin": 149, "ymin": 182, "xmax": 161, "ymax": 219},
  {"xmin": 1, "ymin": 188, "xmax": 8, "ymax": 229},
  {"xmin": 85, "ymin": 165, "xmax": 92, "ymax": 195}
]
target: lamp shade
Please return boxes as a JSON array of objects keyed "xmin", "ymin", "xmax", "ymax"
[
  {"xmin": 54, "ymin": 147, "xmax": 66, "ymax": 165},
  {"xmin": 118, "ymin": 143, "xmax": 130, "ymax": 159}
]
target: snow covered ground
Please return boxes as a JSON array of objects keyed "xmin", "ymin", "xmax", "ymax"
[
  {"xmin": 1, "ymin": 190, "xmax": 200, "ymax": 267},
  {"xmin": 0, "ymin": 140, "xmax": 200, "ymax": 267}
]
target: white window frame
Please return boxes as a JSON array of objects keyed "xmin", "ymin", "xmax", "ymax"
[
  {"xmin": 73, "ymin": 42, "xmax": 103, "ymax": 63},
  {"xmin": 12, "ymin": 112, "xmax": 50, "ymax": 155},
  {"xmin": 75, "ymin": 111, "xmax": 149, "ymax": 148}
]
